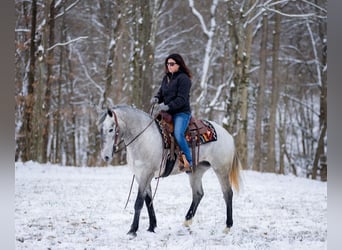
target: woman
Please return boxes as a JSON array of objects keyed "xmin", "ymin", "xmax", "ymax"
[{"xmin": 151, "ymin": 53, "xmax": 193, "ymax": 171}]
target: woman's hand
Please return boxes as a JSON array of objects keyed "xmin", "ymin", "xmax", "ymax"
[
  {"xmin": 155, "ymin": 103, "xmax": 169, "ymax": 113},
  {"xmin": 150, "ymin": 97, "xmax": 159, "ymax": 105}
]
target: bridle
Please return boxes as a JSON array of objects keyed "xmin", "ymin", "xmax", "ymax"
[{"xmin": 111, "ymin": 109, "xmax": 121, "ymax": 156}]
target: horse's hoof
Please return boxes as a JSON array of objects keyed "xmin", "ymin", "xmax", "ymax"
[
  {"xmin": 127, "ymin": 230, "xmax": 137, "ymax": 238},
  {"xmin": 147, "ymin": 227, "xmax": 155, "ymax": 233},
  {"xmin": 223, "ymin": 227, "xmax": 231, "ymax": 234},
  {"xmin": 183, "ymin": 219, "xmax": 192, "ymax": 227}
]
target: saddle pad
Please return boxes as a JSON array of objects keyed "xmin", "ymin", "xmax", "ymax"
[{"xmin": 186, "ymin": 119, "xmax": 217, "ymax": 145}]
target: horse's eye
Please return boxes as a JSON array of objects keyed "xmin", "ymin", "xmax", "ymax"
[{"xmin": 109, "ymin": 129, "xmax": 114, "ymax": 133}]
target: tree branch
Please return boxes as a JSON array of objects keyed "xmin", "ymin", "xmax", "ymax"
[
  {"xmin": 188, "ymin": 0, "xmax": 209, "ymax": 36},
  {"xmin": 47, "ymin": 36, "xmax": 88, "ymax": 51}
]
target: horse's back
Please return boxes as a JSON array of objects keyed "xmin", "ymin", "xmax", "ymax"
[
  {"xmin": 198, "ymin": 121, "xmax": 235, "ymax": 168},
  {"xmin": 209, "ymin": 121, "xmax": 235, "ymax": 149}
]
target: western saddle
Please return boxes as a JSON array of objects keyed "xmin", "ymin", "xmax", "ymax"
[{"xmin": 155, "ymin": 111, "xmax": 217, "ymax": 174}]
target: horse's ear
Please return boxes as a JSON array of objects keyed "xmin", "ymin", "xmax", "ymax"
[
  {"xmin": 107, "ymin": 108, "xmax": 113, "ymax": 117},
  {"xmin": 96, "ymin": 110, "xmax": 106, "ymax": 127}
]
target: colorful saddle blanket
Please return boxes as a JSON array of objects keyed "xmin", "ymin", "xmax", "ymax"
[{"xmin": 155, "ymin": 111, "xmax": 217, "ymax": 149}]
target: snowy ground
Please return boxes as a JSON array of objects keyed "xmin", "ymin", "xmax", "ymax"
[{"xmin": 15, "ymin": 161, "xmax": 327, "ymax": 250}]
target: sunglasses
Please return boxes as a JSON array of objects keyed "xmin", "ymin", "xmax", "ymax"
[{"xmin": 166, "ymin": 62, "xmax": 177, "ymax": 66}]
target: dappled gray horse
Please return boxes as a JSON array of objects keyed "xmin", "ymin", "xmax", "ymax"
[{"xmin": 98, "ymin": 105, "xmax": 241, "ymax": 237}]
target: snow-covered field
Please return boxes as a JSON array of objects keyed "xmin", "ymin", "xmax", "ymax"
[{"xmin": 15, "ymin": 161, "xmax": 327, "ymax": 250}]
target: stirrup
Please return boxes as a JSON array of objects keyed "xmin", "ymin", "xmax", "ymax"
[{"xmin": 179, "ymin": 154, "xmax": 192, "ymax": 172}]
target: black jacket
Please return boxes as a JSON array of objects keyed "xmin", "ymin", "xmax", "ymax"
[{"xmin": 155, "ymin": 71, "xmax": 192, "ymax": 115}]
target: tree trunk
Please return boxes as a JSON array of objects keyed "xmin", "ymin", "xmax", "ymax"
[
  {"xmin": 65, "ymin": 36, "xmax": 77, "ymax": 166},
  {"xmin": 265, "ymin": 9, "xmax": 281, "ymax": 173},
  {"xmin": 41, "ymin": 0, "xmax": 56, "ymax": 163},
  {"xmin": 20, "ymin": 0, "xmax": 37, "ymax": 162},
  {"xmin": 34, "ymin": 52, "xmax": 47, "ymax": 163},
  {"xmin": 87, "ymin": 110, "xmax": 98, "ymax": 167},
  {"xmin": 253, "ymin": 13, "xmax": 268, "ymax": 171},
  {"xmin": 226, "ymin": 0, "xmax": 256, "ymax": 169},
  {"xmin": 312, "ymin": 2, "xmax": 327, "ymax": 180},
  {"xmin": 131, "ymin": 0, "xmax": 157, "ymax": 112},
  {"xmin": 101, "ymin": 3, "xmax": 122, "ymax": 108},
  {"xmin": 278, "ymin": 113, "xmax": 285, "ymax": 175},
  {"xmin": 53, "ymin": 12, "xmax": 66, "ymax": 164},
  {"xmin": 15, "ymin": 1, "xmax": 31, "ymax": 161},
  {"xmin": 312, "ymin": 123, "xmax": 327, "ymax": 179},
  {"xmin": 320, "ymin": 155, "xmax": 327, "ymax": 182}
]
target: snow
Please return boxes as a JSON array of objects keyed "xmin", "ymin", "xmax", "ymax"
[{"xmin": 15, "ymin": 161, "xmax": 327, "ymax": 250}]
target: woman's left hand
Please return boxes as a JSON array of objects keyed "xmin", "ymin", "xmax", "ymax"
[{"xmin": 157, "ymin": 103, "xmax": 169, "ymax": 112}]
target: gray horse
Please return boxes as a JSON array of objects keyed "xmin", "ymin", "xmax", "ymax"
[{"xmin": 98, "ymin": 105, "xmax": 241, "ymax": 237}]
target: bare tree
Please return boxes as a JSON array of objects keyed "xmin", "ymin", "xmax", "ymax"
[
  {"xmin": 310, "ymin": 0, "xmax": 327, "ymax": 180},
  {"xmin": 265, "ymin": 5, "xmax": 281, "ymax": 173},
  {"xmin": 253, "ymin": 12, "xmax": 268, "ymax": 172},
  {"xmin": 131, "ymin": 0, "xmax": 162, "ymax": 112},
  {"xmin": 188, "ymin": 0, "xmax": 218, "ymax": 115},
  {"xmin": 225, "ymin": 0, "xmax": 257, "ymax": 168},
  {"xmin": 18, "ymin": 0, "xmax": 37, "ymax": 162}
]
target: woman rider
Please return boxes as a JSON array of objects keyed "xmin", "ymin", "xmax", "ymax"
[{"xmin": 151, "ymin": 53, "xmax": 193, "ymax": 171}]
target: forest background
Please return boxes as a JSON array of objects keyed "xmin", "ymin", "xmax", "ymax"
[{"xmin": 14, "ymin": 0, "xmax": 327, "ymax": 181}]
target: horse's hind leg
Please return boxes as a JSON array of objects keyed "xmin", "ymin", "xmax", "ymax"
[
  {"xmin": 145, "ymin": 184, "xmax": 157, "ymax": 232},
  {"xmin": 223, "ymin": 187, "xmax": 233, "ymax": 232},
  {"xmin": 215, "ymin": 170, "xmax": 234, "ymax": 232},
  {"xmin": 184, "ymin": 166, "xmax": 207, "ymax": 226}
]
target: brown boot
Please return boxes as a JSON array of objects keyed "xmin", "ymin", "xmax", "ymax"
[{"xmin": 179, "ymin": 154, "xmax": 192, "ymax": 172}]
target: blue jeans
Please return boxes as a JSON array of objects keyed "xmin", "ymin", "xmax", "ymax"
[{"xmin": 173, "ymin": 112, "xmax": 192, "ymax": 165}]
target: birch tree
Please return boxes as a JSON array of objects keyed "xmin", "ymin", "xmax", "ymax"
[
  {"xmin": 41, "ymin": 0, "xmax": 56, "ymax": 163},
  {"xmin": 188, "ymin": 0, "xmax": 218, "ymax": 115}
]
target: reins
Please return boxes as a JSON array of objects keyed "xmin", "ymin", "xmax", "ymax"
[
  {"xmin": 124, "ymin": 149, "xmax": 167, "ymax": 209},
  {"xmin": 124, "ymin": 174, "xmax": 135, "ymax": 209},
  {"xmin": 111, "ymin": 110, "xmax": 120, "ymax": 157},
  {"xmin": 150, "ymin": 149, "xmax": 168, "ymax": 206}
]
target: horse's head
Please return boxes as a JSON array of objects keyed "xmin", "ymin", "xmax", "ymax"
[{"xmin": 98, "ymin": 108, "xmax": 120, "ymax": 162}]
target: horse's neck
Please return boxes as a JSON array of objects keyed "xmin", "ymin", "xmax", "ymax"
[
  {"xmin": 115, "ymin": 107, "xmax": 163, "ymax": 166},
  {"xmin": 115, "ymin": 107, "xmax": 153, "ymax": 140}
]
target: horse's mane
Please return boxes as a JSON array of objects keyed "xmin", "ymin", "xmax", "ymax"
[
  {"xmin": 97, "ymin": 104, "xmax": 152, "ymax": 125},
  {"xmin": 113, "ymin": 105, "xmax": 152, "ymax": 118}
]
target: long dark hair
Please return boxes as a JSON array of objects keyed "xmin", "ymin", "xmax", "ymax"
[{"xmin": 164, "ymin": 53, "xmax": 192, "ymax": 79}]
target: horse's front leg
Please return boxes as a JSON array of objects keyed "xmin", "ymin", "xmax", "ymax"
[
  {"xmin": 127, "ymin": 179, "xmax": 156, "ymax": 236},
  {"xmin": 127, "ymin": 189, "xmax": 145, "ymax": 237},
  {"xmin": 145, "ymin": 184, "xmax": 157, "ymax": 232}
]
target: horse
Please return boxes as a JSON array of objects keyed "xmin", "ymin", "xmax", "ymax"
[{"xmin": 98, "ymin": 105, "xmax": 242, "ymax": 237}]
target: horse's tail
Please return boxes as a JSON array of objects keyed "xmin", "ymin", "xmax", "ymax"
[{"xmin": 229, "ymin": 151, "xmax": 242, "ymax": 193}]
